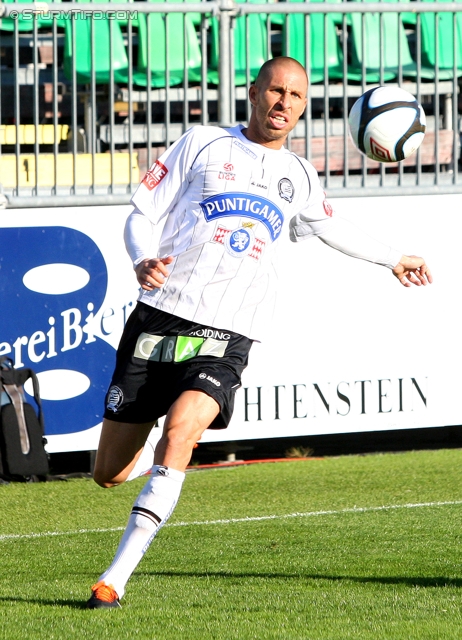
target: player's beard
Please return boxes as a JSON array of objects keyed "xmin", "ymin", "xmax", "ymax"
[{"xmin": 252, "ymin": 106, "xmax": 292, "ymax": 147}]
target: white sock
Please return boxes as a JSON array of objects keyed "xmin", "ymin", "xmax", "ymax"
[
  {"xmin": 97, "ymin": 465, "xmax": 185, "ymax": 598},
  {"xmin": 125, "ymin": 439, "xmax": 156, "ymax": 482}
]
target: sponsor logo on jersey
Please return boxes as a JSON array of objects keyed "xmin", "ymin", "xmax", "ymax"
[
  {"xmin": 249, "ymin": 237, "xmax": 266, "ymax": 260},
  {"xmin": 219, "ymin": 163, "xmax": 235, "ymax": 181},
  {"xmin": 218, "ymin": 171, "xmax": 236, "ymax": 181},
  {"xmin": 278, "ymin": 178, "xmax": 294, "ymax": 203},
  {"xmin": 322, "ymin": 190, "xmax": 334, "ymax": 217},
  {"xmin": 142, "ymin": 160, "xmax": 168, "ymax": 191},
  {"xmin": 323, "ymin": 199, "xmax": 333, "ymax": 217},
  {"xmin": 189, "ymin": 328, "xmax": 231, "ymax": 340},
  {"xmin": 251, "ymin": 181, "xmax": 268, "ymax": 190},
  {"xmin": 213, "ymin": 226, "xmax": 232, "ymax": 245},
  {"xmin": 200, "ymin": 192, "xmax": 284, "ymax": 242},
  {"xmin": 213, "ymin": 224, "xmax": 266, "ymax": 260},
  {"xmin": 199, "ymin": 372, "xmax": 221, "ymax": 387},
  {"xmin": 107, "ymin": 385, "xmax": 123, "ymax": 412},
  {"xmin": 233, "ymin": 138, "xmax": 257, "ymax": 160},
  {"xmin": 134, "ymin": 332, "xmax": 228, "ymax": 361}
]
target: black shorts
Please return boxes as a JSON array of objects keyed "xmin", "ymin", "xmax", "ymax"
[{"xmin": 103, "ymin": 303, "xmax": 253, "ymax": 429}]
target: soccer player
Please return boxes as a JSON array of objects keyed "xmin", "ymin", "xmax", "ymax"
[{"xmin": 86, "ymin": 57, "xmax": 432, "ymax": 608}]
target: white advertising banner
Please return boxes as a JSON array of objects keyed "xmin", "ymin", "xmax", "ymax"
[{"xmin": 0, "ymin": 195, "xmax": 459, "ymax": 453}]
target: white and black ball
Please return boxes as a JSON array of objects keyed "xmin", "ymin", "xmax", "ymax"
[{"xmin": 349, "ymin": 86, "xmax": 426, "ymax": 163}]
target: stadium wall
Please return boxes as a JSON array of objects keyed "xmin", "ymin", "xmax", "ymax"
[{"xmin": 0, "ymin": 193, "xmax": 458, "ymax": 455}]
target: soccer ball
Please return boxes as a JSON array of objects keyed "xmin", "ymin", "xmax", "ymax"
[{"xmin": 348, "ymin": 86, "xmax": 426, "ymax": 163}]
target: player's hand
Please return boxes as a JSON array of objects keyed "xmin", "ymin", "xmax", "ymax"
[
  {"xmin": 135, "ymin": 256, "xmax": 174, "ymax": 290},
  {"xmin": 392, "ymin": 255, "xmax": 433, "ymax": 287}
]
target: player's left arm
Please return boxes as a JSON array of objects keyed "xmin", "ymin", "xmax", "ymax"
[
  {"xmin": 291, "ymin": 211, "xmax": 432, "ymax": 287},
  {"xmin": 289, "ymin": 166, "xmax": 432, "ymax": 287},
  {"xmin": 317, "ymin": 217, "xmax": 432, "ymax": 287},
  {"xmin": 392, "ymin": 255, "xmax": 432, "ymax": 287}
]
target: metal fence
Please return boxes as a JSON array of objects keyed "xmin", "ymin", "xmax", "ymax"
[{"xmin": 1, "ymin": 0, "xmax": 462, "ymax": 207}]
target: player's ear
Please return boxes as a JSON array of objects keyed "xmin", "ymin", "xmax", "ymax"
[{"xmin": 249, "ymin": 84, "xmax": 258, "ymax": 107}]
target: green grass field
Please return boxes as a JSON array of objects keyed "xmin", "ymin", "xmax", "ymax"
[{"xmin": 0, "ymin": 448, "xmax": 461, "ymax": 640}]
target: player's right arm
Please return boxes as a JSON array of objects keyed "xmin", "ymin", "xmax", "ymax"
[
  {"xmin": 124, "ymin": 127, "xmax": 204, "ymax": 290},
  {"xmin": 125, "ymin": 126, "xmax": 221, "ymax": 290},
  {"xmin": 135, "ymin": 257, "xmax": 174, "ymax": 291},
  {"xmin": 124, "ymin": 208, "xmax": 173, "ymax": 291}
]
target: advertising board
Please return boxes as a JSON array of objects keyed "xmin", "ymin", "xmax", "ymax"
[{"xmin": 0, "ymin": 195, "xmax": 457, "ymax": 452}]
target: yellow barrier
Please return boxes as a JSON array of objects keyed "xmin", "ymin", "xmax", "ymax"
[
  {"xmin": 0, "ymin": 125, "xmax": 70, "ymax": 146},
  {"xmin": 0, "ymin": 153, "xmax": 139, "ymax": 188}
]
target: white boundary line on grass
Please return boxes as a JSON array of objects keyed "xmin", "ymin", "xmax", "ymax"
[{"xmin": 1, "ymin": 499, "xmax": 461, "ymax": 542}]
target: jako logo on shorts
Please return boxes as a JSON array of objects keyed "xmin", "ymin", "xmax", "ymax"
[{"xmin": 199, "ymin": 373, "xmax": 221, "ymax": 387}]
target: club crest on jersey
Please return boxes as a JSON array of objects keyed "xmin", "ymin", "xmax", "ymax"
[
  {"xmin": 227, "ymin": 226, "xmax": 253, "ymax": 258},
  {"xmin": 213, "ymin": 224, "xmax": 266, "ymax": 260},
  {"xmin": 278, "ymin": 178, "xmax": 294, "ymax": 203},
  {"xmin": 142, "ymin": 160, "xmax": 168, "ymax": 191},
  {"xmin": 200, "ymin": 192, "xmax": 284, "ymax": 242}
]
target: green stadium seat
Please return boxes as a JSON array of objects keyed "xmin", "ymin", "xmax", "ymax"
[
  {"xmin": 168, "ymin": 0, "xmax": 205, "ymax": 29},
  {"xmin": 281, "ymin": 0, "xmax": 346, "ymax": 84},
  {"xmin": 348, "ymin": 0, "xmax": 457, "ymax": 81},
  {"xmin": 419, "ymin": 0, "xmax": 462, "ymax": 79},
  {"xmin": 350, "ymin": 0, "xmax": 462, "ymax": 82},
  {"xmin": 347, "ymin": 0, "xmax": 415, "ymax": 82},
  {"xmin": 208, "ymin": 0, "xmax": 271, "ymax": 86},
  {"xmin": 63, "ymin": 0, "xmax": 129, "ymax": 84},
  {"xmin": 133, "ymin": 0, "xmax": 203, "ymax": 87}
]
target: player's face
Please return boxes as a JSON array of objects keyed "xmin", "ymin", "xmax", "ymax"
[{"xmin": 247, "ymin": 63, "xmax": 308, "ymax": 149}]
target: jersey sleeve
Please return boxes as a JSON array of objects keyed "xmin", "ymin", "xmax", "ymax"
[
  {"xmin": 317, "ymin": 216, "xmax": 402, "ymax": 269},
  {"xmin": 130, "ymin": 126, "xmax": 205, "ymax": 225},
  {"xmin": 289, "ymin": 160, "xmax": 401, "ymax": 269},
  {"xmin": 124, "ymin": 208, "xmax": 156, "ymax": 267}
]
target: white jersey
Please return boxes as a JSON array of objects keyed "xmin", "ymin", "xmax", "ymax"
[{"xmin": 130, "ymin": 124, "xmax": 401, "ymax": 340}]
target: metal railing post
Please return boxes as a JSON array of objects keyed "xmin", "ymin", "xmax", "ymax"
[{"xmin": 218, "ymin": 0, "xmax": 236, "ymax": 128}]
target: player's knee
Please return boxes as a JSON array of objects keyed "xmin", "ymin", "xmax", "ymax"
[
  {"xmin": 92, "ymin": 467, "xmax": 126, "ymax": 488},
  {"xmin": 93, "ymin": 477, "xmax": 119, "ymax": 489},
  {"xmin": 164, "ymin": 422, "xmax": 200, "ymax": 453},
  {"xmin": 93, "ymin": 474, "xmax": 117, "ymax": 489}
]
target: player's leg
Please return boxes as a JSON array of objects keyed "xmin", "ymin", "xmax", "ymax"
[
  {"xmin": 92, "ymin": 418, "xmax": 156, "ymax": 488},
  {"xmin": 154, "ymin": 389, "xmax": 220, "ymax": 470},
  {"xmin": 88, "ymin": 314, "xmax": 252, "ymax": 608},
  {"xmin": 87, "ymin": 389, "xmax": 219, "ymax": 609}
]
